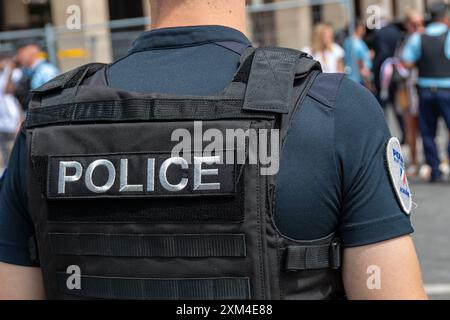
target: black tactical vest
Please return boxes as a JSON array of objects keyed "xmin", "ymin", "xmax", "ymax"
[
  {"xmin": 418, "ymin": 31, "xmax": 450, "ymax": 78},
  {"xmin": 25, "ymin": 47, "xmax": 345, "ymax": 300}
]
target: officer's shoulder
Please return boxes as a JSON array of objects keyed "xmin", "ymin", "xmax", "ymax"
[
  {"xmin": 308, "ymin": 75, "xmax": 385, "ymax": 126},
  {"xmin": 307, "ymin": 73, "xmax": 345, "ymax": 109},
  {"xmin": 336, "ymin": 78, "xmax": 389, "ymax": 145}
]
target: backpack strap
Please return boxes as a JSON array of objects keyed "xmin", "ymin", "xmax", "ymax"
[{"xmin": 240, "ymin": 47, "xmax": 321, "ymax": 115}]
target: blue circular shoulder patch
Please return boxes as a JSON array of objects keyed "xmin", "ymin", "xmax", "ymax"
[{"xmin": 386, "ymin": 138, "xmax": 413, "ymax": 215}]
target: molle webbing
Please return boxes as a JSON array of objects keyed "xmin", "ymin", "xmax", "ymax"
[
  {"xmin": 25, "ymin": 99, "xmax": 274, "ymax": 129},
  {"xmin": 26, "ymin": 47, "xmax": 321, "ymax": 130},
  {"xmin": 58, "ymin": 274, "xmax": 251, "ymax": 300},
  {"xmin": 49, "ymin": 233, "xmax": 247, "ymax": 258},
  {"xmin": 284, "ymin": 240, "xmax": 341, "ymax": 271}
]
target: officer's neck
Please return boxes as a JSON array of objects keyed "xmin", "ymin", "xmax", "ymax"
[{"xmin": 149, "ymin": 0, "xmax": 247, "ymax": 35}]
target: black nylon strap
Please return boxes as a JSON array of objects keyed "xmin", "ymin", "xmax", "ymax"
[
  {"xmin": 25, "ymin": 99, "xmax": 275, "ymax": 129},
  {"xmin": 58, "ymin": 274, "xmax": 251, "ymax": 300},
  {"xmin": 280, "ymin": 68, "xmax": 321, "ymax": 146},
  {"xmin": 49, "ymin": 233, "xmax": 247, "ymax": 258},
  {"xmin": 284, "ymin": 239, "xmax": 341, "ymax": 271},
  {"xmin": 243, "ymin": 47, "xmax": 308, "ymax": 114}
]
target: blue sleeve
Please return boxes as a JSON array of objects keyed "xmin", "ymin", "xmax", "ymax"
[
  {"xmin": 362, "ymin": 42, "xmax": 372, "ymax": 70},
  {"xmin": 446, "ymin": 31, "xmax": 450, "ymax": 59},
  {"xmin": 356, "ymin": 41, "xmax": 366, "ymax": 60},
  {"xmin": 353, "ymin": 41, "xmax": 371, "ymax": 69},
  {"xmin": 335, "ymin": 78, "xmax": 414, "ymax": 247},
  {"xmin": 402, "ymin": 33, "xmax": 421, "ymax": 63},
  {"xmin": 0, "ymin": 132, "xmax": 37, "ymax": 267},
  {"xmin": 31, "ymin": 63, "xmax": 59, "ymax": 90}
]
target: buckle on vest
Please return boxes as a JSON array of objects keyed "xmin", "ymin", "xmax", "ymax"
[{"xmin": 330, "ymin": 238, "xmax": 342, "ymax": 270}]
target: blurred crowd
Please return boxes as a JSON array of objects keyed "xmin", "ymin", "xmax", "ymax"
[
  {"xmin": 1, "ymin": 2, "xmax": 450, "ymax": 184},
  {"xmin": 0, "ymin": 39, "xmax": 59, "ymax": 173},
  {"xmin": 304, "ymin": 2, "xmax": 450, "ymax": 183}
]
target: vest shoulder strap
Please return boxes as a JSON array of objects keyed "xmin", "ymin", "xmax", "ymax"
[{"xmin": 242, "ymin": 47, "xmax": 321, "ymax": 114}]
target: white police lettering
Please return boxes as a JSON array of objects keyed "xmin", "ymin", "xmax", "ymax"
[
  {"xmin": 386, "ymin": 138, "xmax": 413, "ymax": 215},
  {"xmin": 120, "ymin": 159, "xmax": 144, "ymax": 192},
  {"xmin": 159, "ymin": 157, "xmax": 189, "ymax": 192},
  {"xmin": 194, "ymin": 156, "xmax": 221, "ymax": 191},
  {"xmin": 58, "ymin": 156, "xmax": 221, "ymax": 195},
  {"xmin": 58, "ymin": 162, "xmax": 83, "ymax": 194},
  {"xmin": 85, "ymin": 160, "xmax": 116, "ymax": 193}
]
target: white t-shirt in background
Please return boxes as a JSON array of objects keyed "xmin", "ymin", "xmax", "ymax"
[
  {"xmin": 303, "ymin": 43, "xmax": 345, "ymax": 74},
  {"xmin": 0, "ymin": 68, "xmax": 21, "ymax": 133}
]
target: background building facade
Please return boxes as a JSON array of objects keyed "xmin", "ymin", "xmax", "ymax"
[{"xmin": 0, "ymin": 0, "xmax": 441, "ymax": 71}]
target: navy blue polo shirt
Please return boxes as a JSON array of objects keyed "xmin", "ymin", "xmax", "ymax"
[{"xmin": 0, "ymin": 26, "xmax": 414, "ymax": 267}]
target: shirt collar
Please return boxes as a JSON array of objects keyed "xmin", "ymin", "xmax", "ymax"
[{"xmin": 129, "ymin": 25, "xmax": 251, "ymax": 53}]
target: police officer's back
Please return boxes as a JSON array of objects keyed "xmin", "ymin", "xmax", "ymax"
[{"xmin": 0, "ymin": 0, "xmax": 427, "ymax": 300}]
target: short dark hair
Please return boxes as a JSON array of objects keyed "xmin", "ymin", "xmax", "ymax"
[{"xmin": 430, "ymin": 2, "xmax": 449, "ymax": 22}]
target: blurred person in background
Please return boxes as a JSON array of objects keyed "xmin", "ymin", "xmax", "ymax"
[
  {"xmin": 0, "ymin": 55, "xmax": 21, "ymax": 172},
  {"xmin": 372, "ymin": 17, "xmax": 406, "ymax": 143},
  {"xmin": 344, "ymin": 21, "xmax": 372, "ymax": 88},
  {"xmin": 6, "ymin": 39, "xmax": 59, "ymax": 114},
  {"xmin": 303, "ymin": 23, "xmax": 345, "ymax": 73},
  {"xmin": 402, "ymin": 2, "xmax": 450, "ymax": 183},
  {"xmin": 402, "ymin": 10, "xmax": 425, "ymax": 178}
]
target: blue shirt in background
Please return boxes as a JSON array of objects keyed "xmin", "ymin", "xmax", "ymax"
[
  {"xmin": 402, "ymin": 22, "xmax": 450, "ymax": 88},
  {"xmin": 21, "ymin": 59, "xmax": 59, "ymax": 90},
  {"xmin": 0, "ymin": 26, "xmax": 413, "ymax": 267}
]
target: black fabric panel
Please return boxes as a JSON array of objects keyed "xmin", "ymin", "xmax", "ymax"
[
  {"xmin": 26, "ymin": 99, "xmax": 274, "ymax": 129},
  {"xmin": 57, "ymin": 274, "xmax": 251, "ymax": 300},
  {"xmin": 243, "ymin": 48, "xmax": 301, "ymax": 114},
  {"xmin": 418, "ymin": 32, "xmax": 450, "ymax": 78},
  {"xmin": 46, "ymin": 195, "xmax": 244, "ymax": 223},
  {"xmin": 233, "ymin": 53, "xmax": 255, "ymax": 84},
  {"xmin": 49, "ymin": 233, "xmax": 247, "ymax": 258},
  {"xmin": 46, "ymin": 180, "xmax": 245, "ymax": 223}
]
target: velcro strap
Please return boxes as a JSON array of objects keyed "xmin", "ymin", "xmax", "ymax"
[
  {"xmin": 295, "ymin": 55, "xmax": 322, "ymax": 77},
  {"xmin": 49, "ymin": 233, "xmax": 247, "ymax": 258},
  {"xmin": 58, "ymin": 274, "xmax": 251, "ymax": 300},
  {"xmin": 284, "ymin": 239, "xmax": 341, "ymax": 271},
  {"xmin": 243, "ymin": 47, "xmax": 304, "ymax": 114},
  {"xmin": 26, "ymin": 99, "xmax": 275, "ymax": 129}
]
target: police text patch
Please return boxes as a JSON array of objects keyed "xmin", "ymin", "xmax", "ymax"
[
  {"xmin": 47, "ymin": 153, "xmax": 237, "ymax": 199},
  {"xmin": 386, "ymin": 138, "xmax": 412, "ymax": 215}
]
